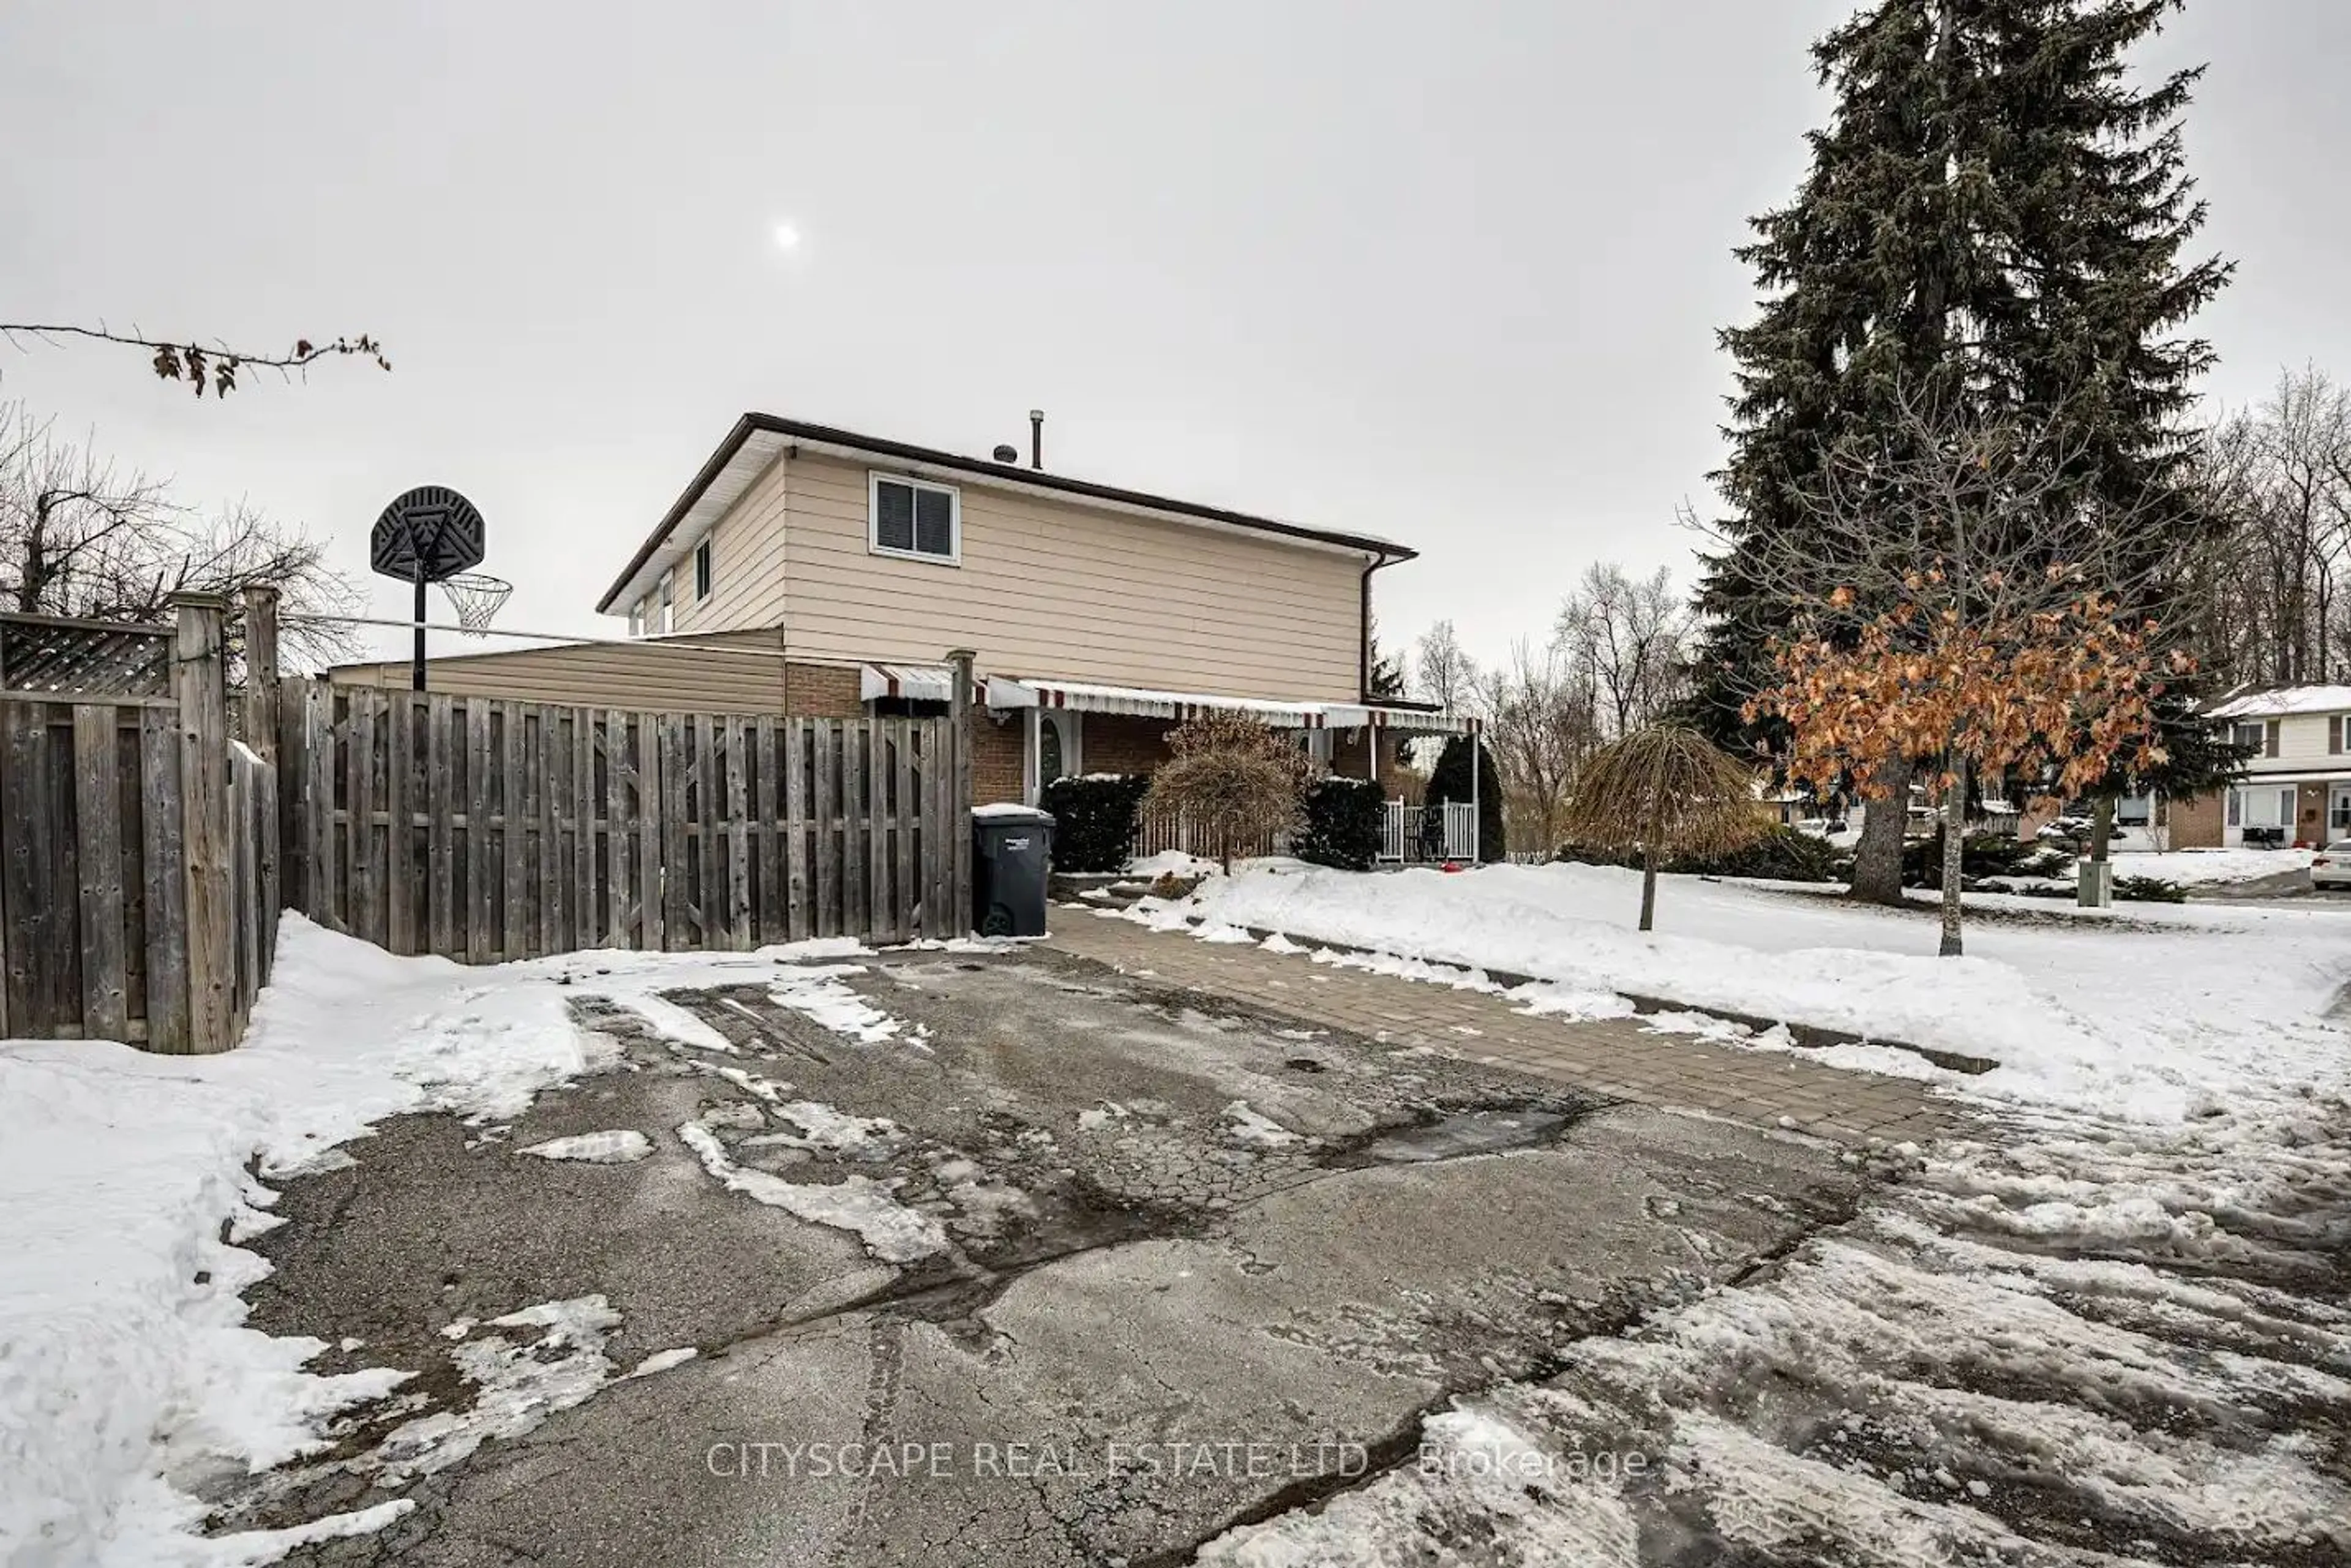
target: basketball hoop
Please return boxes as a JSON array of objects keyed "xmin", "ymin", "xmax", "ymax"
[{"xmin": 440, "ymin": 572, "xmax": 513, "ymax": 636}]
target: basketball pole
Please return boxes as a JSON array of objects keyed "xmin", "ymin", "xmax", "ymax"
[{"xmin": 412, "ymin": 573, "xmax": 427, "ymax": 692}]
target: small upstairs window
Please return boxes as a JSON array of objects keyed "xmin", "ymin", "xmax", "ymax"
[
  {"xmin": 870, "ymin": 473, "xmax": 959, "ymax": 563},
  {"xmin": 694, "ymin": 538, "xmax": 713, "ymax": 601}
]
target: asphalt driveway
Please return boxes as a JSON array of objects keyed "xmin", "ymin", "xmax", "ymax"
[{"xmin": 212, "ymin": 945, "xmax": 1867, "ymax": 1567}]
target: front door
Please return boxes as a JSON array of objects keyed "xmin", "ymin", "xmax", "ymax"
[
  {"xmin": 1028, "ymin": 709, "xmax": 1082, "ymax": 803},
  {"xmin": 2331, "ymin": 784, "xmax": 2351, "ymax": 841}
]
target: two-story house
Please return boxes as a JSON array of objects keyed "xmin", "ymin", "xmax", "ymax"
[
  {"xmin": 331, "ymin": 413, "xmax": 1470, "ymax": 805},
  {"xmin": 2172, "ymin": 685, "xmax": 2351, "ymax": 847}
]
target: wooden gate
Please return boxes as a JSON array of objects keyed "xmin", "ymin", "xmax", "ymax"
[
  {"xmin": 282, "ymin": 681, "xmax": 969, "ymax": 960},
  {"xmin": 0, "ymin": 594, "xmax": 277, "ymax": 1052}
]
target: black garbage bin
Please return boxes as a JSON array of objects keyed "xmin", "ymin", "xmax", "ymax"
[{"xmin": 972, "ymin": 805, "xmax": 1055, "ymax": 936}]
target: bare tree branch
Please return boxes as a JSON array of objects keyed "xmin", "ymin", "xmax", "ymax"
[{"xmin": 0, "ymin": 323, "xmax": 390, "ymax": 398}]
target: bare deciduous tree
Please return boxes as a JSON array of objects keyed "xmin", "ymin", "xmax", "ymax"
[
  {"xmin": 1554, "ymin": 563, "xmax": 1692, "ymax": 739},
  {"xmin": 2196, "ymin": 365, "xmax": 2351, "ymax": 687},
  {"xmin": 0, "ymin": 402, "xmax": 361, "ymax": 666},
  {"xmin": 1412, "ymin": 619, "xmax": 1479, "ymax": 713},
  {"xmin": 1475, "ymin": 638, "xmax": 1601, "ymax": 855}
]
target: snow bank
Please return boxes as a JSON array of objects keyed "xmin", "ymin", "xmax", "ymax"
[
  {"xmin": 0, "ymin": 918, "xmax": 874, "ymax": 1567},
  {"xmin": 1168, "ymin": 861, "xmax": 2351, "ymax": 1120},
  {"xmin": 2107, "ymin": 846, "xmax": 2315, "ymax": 885}
]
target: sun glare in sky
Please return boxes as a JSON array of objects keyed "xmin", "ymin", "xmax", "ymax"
[{"xmin": 771, "ymin": 220, "xmax": 801, "ymax": 253}]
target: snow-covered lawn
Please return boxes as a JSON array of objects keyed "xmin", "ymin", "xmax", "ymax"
[
  {"xmin": 1151, "ymin": 860, "xmax": 2351, "ymax": 1119},
  {"xmin": 2108, "ymin": 845, "xmax": 2318, "ymax": 885},
  {"xmin": 0, "ymin": 917, "xmax": 871, "ymax": 1568}
]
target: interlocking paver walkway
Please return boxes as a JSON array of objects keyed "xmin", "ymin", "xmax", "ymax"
[{"xmin": 1048, "ymin": 911, "xmax": 1956, "ymax": 1145}]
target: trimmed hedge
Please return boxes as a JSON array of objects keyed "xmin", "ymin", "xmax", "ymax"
[
  {"xmin": 1554, "ymin": 823, "xmax": 1839, "ymax": 883},
  {"xmin": 1294, "ymin": 778, "xmax": 1385, "ymax": 871},
  {"xmin": 1040, "ymin": 774, "xmax": 1149, "ymax": 873}
]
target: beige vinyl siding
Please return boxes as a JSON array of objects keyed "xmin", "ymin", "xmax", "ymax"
[
  {"xmin": 670, "ymin": 448, "xmax": 790, "ymax": 636},
  {"xmin": 670, "ymin": 452, "xmax": 1367, "ymax": 702},
  {"xmin": 328, "ymin": 630, "xmax": 792, "ymax": 715},
  {"xmin": 2259, "ymin": 711, "xmax": 2351, "ymax": 769}
]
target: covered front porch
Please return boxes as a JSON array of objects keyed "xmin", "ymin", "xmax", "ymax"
[{"xmin": 858, "ymin": 664, "xmax": 1484, "ymax": 861}]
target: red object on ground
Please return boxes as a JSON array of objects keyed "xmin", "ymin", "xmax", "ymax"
[{"xmin": 1441, "ymin": 861, "xmax": 1463, "ymax": 873}]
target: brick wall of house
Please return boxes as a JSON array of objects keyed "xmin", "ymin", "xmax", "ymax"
[
  {"xmin": 2165, "ymin": 789, "xmax": 2224, "ymax": 849},
  {"xmin": 1082, "ymin": 714, "xmax": 1177, "ymax": 777},
  {"xmin": 1332, "ymin": 730, "xmax": 1419, "ymax": 797},
  {"xmin": 972, "ymin": 713, "xmax": 1024, "ymax": 806},
  {"xmin": 782, "ymin": 661, "xmax": 865, "ymax": 718}
]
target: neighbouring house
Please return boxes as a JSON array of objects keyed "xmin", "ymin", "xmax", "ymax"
[
  {"xmin": 2165, "ymin": 685, "xmax": 2351, "ymax": 849},
  {"xmin": 329, "ymin": 413, "xmax": 1474, "ymax": 812}
]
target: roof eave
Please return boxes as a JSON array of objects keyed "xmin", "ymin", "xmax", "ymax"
[{"xmin": 596, "ymin": 413, "xmax": 1416, "ymax": 615}]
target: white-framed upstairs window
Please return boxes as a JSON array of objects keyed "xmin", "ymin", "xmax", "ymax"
[
  {"xmin": 626, "ymin": 599, "xmax": 644, "ymax": 638},
  {"xmin": 694, "ymin": 537, "xmax": 713, "ymax": 602},
  {"xmin": 869, "ymin": 472, "xmax": 960, "ymax": 564},
  {"xmin": 656, "ymin": 569, "xmax": 675, "ymax": 634}
]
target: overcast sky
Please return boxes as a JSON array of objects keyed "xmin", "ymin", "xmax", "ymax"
[{"xmin": 4, "ymin": 1, "xmax": 2345, "ymax": 675}]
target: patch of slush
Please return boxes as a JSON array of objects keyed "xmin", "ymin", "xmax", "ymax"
[
  {"xmin": 740, "ymin": 1100, "xmax": 899, "ymax": 1155},
  {"xmin": 517, "ymin": 1130, "xmax": 652, "ymax": 1164},
  {"xmin": 767, "ymin": 966, "xmax": 906, "ymax": 1045},
  {"xmin": 625, "ymin": 1347, "xmax": 698, "ymax": 1379},
  {"xmin": 675, "ymin": 1123, "xmax": 945, "ymax": 1263},
  {"xmin": 1223, "ymin": 1101, "xmax": 1302, "ymax": 1150},
  {"xmin": 1198, "ymin": 1405, "xmax": 1640, "ymax": 1567},
  {"xmin": 370, "ymin": 1296, "xmax": 621, "ymax": 1487}
]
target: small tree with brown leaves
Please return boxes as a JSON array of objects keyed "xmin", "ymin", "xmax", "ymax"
[
  {"xmin": 1733, "ymin": 391, "xmax": 2203, "ymax": 956},
  {"xmin": 1752, "ymin": 582, "xmax": 2171, "ymax": 956},
  {"xmin": 1558, "ymin": 724, "xmax": 1764, "ymax": 932},
  {"xmin": 1142, "ymin": 711, "xmax": 1311, "ymax": 872}
]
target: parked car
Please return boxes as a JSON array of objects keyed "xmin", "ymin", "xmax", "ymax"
[{"xmin": 2313, "ymin": 842, "xmax": 2351, "ymax": 890}]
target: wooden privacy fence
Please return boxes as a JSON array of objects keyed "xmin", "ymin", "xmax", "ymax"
[
  {"xmin": 0, "ymin": 593, "xmax": 280, "ymax": 1052},
  {"xmin": 282, "ymin": 681, "xmax": 972, "ymax": 961}
]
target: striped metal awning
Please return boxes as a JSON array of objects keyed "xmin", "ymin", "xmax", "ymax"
[
  {"xmin": 859, "ymin": 663, "xmax": 954, "ymax": 703},
  {"xmin": 983, "ymin": 676, "xmax": 1477, "ymax": 733}
]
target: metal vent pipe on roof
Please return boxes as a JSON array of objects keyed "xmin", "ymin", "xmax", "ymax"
[{"xmin": 1029, "ymin": 409, "xmax": 1044, "ymax": 470}]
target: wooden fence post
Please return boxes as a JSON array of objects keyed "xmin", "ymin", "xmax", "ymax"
[
  {"xmin": 173, "ymin": 593, "xmax": 236, "ymax": 1053},
  {"xmin": 948, "ymin": 649, "xmax": 975, "ymax": 937},
  {"xmin": 241, "ymin": 583, "xmax": 281, "ymax": 765}
]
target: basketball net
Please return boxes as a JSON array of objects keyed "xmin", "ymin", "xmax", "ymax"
[{"xmin": 438, "ymin": 572, "xmax": 514, "ymax": 637}]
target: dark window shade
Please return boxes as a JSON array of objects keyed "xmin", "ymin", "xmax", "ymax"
[
  {"xmin": 914, "ymin": 487, "xmax": 953, "ymax": 556},
  {"xmin": 694, "ymin": 539, "xmax": 712, "ymax": 599},
  {"xmin": 2332, "ymin": 716, "xmax": 2344, "ymax": 755},
  {"xmin": 875, "ymin": 481, "xmax": 915, "ymax": 551},
  {"xmin": 2268, "ymin": 721, "xmax": 2281, "ymax": 758}
]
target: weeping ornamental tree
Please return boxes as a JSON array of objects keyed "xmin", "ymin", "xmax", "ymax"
[{"xmin": 1558, "ymin": 725, "xmax": 1764, "ymax": 932}]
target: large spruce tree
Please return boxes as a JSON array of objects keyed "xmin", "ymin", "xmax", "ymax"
[{"xmin": 1695, "ymin": 0, "xmax": 2230, "ymax": 901}]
